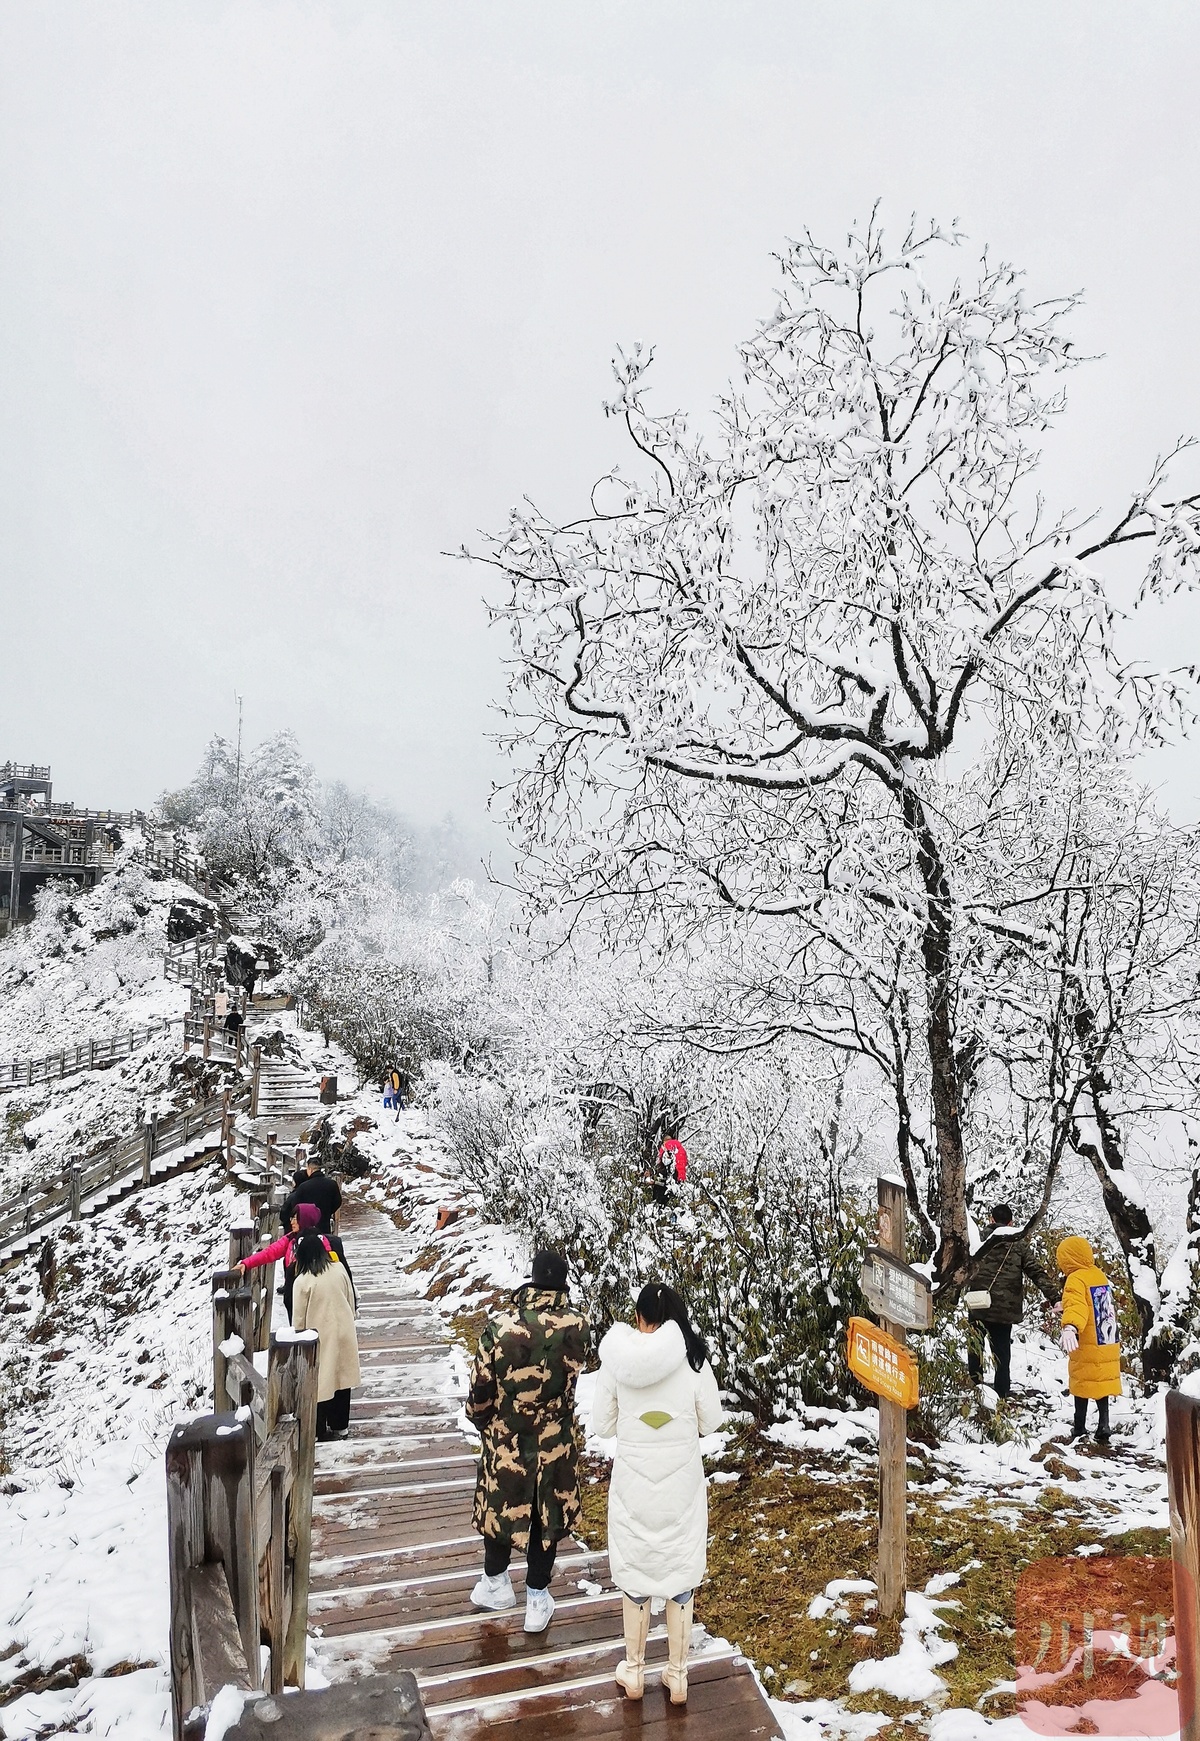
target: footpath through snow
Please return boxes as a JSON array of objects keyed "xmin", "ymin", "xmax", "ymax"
[{"xmin": 0, "ymin": 1032, "xmax": 1182, "ymax": 1738}]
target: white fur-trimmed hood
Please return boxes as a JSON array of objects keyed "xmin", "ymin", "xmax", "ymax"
[{"xmin": 598, "ymin": 1318, "xmax": 689, "ymax": 1389}]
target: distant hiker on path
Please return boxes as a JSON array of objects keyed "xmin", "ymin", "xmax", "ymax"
[
  {"xmin": 291, "ymin": 1232, "xmax": 361, "ymax": 1441},
  {"xmin": 1057, "ymin": 1236, "xmax": 1122, "ymax": 1443},
  {"xmin": 466, "ymin": 1250, "xmax": 588, "ymax": 1636},
  {"xmin": 965, "ymin": 1203, "xmax": 1059, "ymax": 1399},
  {"xmin": 593, "ymin": 1281, "xmax": 723, "ymax": 1706},
  {"xmin": 384, "ymin": 1067, "xmax": 406, "ymax": 1119},
  {"xmin": 282, "ymin": 1153, "xmax": 342, "ymax": 1236}
]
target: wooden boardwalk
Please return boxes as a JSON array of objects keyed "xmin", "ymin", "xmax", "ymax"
[{"xmin": 308, "ymin": 1202, "xmax": 784, "ymax": 1738}]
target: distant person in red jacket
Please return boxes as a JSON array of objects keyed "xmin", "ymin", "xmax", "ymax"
[{"xmin": 658, "ymin": 1139, "xmax": 688, "ymax": 1185}]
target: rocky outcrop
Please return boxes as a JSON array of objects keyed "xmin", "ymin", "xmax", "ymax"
[
  {"xmin": 224, "ymin": 936, "xmax": 281, "ymax": 993},
  {"xmin": 167, "ymin": 897, "xmax": 220, "ymax": 945}
]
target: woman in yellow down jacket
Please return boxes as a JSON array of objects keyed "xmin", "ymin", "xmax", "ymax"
[{"xmin": 1056, "ymin": 1236, "xmax": 1121, "ymax": 1443}]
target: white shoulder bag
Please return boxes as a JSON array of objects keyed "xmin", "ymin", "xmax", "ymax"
[{"xmin": 965, "ymin": 1241, "xmax": 1016, "ymax": 1315}]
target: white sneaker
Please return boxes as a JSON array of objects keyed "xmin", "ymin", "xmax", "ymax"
[
  {"xmin": 470, "ymin": 1571, "xmax": 516, "ymax": 1611},
  {"xmin": 524, "ymin": 1586, "xmax": 555, "ymax": 1633}
]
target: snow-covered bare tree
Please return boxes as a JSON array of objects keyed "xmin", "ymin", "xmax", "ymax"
[
  {"xmin": 964, "ymin": 747, "xmax": 1200, "ymax": 1364},
  {"xmin": 480, "ymin": 211, "xmax": 1200, "ymax": 1293}
]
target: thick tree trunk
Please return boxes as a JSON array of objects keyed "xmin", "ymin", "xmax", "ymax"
[
  {"xmin": 1070, "ymin": 999, "xmax": 1164, "ymax": 1379},
  {"xmin": 904, "ymin": 794, "xmax": 970, "ymax": 1298},
  {"xmin": 890, "ymin": 1021, "xmax": 937, "ymax": 1259},
  {"xmin": 1145, "ymin": 1144, "xmax": 1200, "ymax": 1383}
]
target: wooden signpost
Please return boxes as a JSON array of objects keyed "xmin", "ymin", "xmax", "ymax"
[{"xmin": 848, "ymin": 1177, "xmax": 934, "ymax": 1621}]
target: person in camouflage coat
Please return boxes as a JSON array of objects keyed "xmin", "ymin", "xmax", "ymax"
[{"xmin": 467, "ymin": 1250, "xmax": 588, "ymax": 1632}]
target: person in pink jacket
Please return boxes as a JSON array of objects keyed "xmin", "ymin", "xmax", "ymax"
[{"xmin": 235, "ymin": 1201, "xmax": 329, "ymax": 1322}]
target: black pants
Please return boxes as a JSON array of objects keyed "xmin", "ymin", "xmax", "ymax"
[
  {"xmin": 967, "ymin": 1320, "xmax": 1013, "ymax": 1397},
  {"xmin": 316, "ymin": 1389, "xmax": 351, "ymax": 1439},
  {"xmin": 484, "ymin": 1511, "xmax": 558, "ymax": 1592},
  {"xmin": 1073, "ymin": 1396, "xmax": 1111, "ymax": 1436}
]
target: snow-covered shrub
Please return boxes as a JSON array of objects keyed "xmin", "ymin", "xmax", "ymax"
[
  {"xmin": 434, "ymin": 1073, "xmax": 613, "ymax": 1267},
  {"xmin": 294, "ymin": 940, "xmax": 493, "ymax": 1084},
  {"xmin": 664, "ymin": 1131, "xmax": 873, "ymax": 1420}
]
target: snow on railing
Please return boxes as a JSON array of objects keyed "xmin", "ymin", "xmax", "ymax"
[
  {"xmin": 167, "ymin": 1191, "xmax": 317, "ymax": 1735},
  {"xmin": 1, "ymin": 1019, "xmax": 184, "ymax": 1090},
  {"xmin": 0, "ymin": 1084, "xmax": 251, "ymax": 1255}
]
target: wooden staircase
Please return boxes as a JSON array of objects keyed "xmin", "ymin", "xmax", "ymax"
[{"xmin": 307, "ymin": 1201, "xmax": 784, "ymax": 1738}]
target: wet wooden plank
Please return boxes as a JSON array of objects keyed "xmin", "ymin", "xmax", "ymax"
[{"xmin": 426, "ymin": 1657, "xmax": 783, "ymax": 1737}]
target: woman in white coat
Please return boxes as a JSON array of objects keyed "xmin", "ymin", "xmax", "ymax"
[
  {"xmin": 291, "ymin": 1233, "xmax": 361, "ymax": 1441},
  {"xmin": 592, "ymin": 1282, "xmax": 722, "ymax": 1705}
]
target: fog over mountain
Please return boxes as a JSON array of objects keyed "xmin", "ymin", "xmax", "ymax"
[{"xmin": 3, "ymin": 2, "xmax": 1199, "ymax": 826}]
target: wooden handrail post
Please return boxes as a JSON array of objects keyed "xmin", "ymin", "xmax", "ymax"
[
  {"xmin": 228, "ymin": 1222, "xmax": 257, "ymax": 1268},
  {"xmin": 68, "ymin": 1160, "xmax": 82, "ymax": 1223},
  {"xmin": 1167, "ymin": 1390, "xmax": 1200, "ymax": 1741},
  {"xmin": 876, "ymin": 1176, "xmax": 908, "ymax": 1620},
  {"xmin": 266, "ymin": 1129, "xmax": 278, "ymax": 1187},
  {"xmin": 212, "ymin": 1280, "xmax": 254, "ymax": 1412},
  {"xmin": 250, "ymin": 1045, "xmax": 261, "ymax": 1118},
  {"xmin": 142, "ymin": 1112, "xmax": 157, "ymax": 1186},
  {"xmin": 166, "ymin": 1412, "xmax": 260, "ymax": 1741},
  {"xmin": 219, "ymin": 1090, "xmax": 232, "ymax": 1169},
  {"xmin": 266, "ymin": 1330, "xmax": 319, "ymax": 1687},
  {"xmin": 202, "ymin": 1014, "xmax": 211, "ymax": 1061}
]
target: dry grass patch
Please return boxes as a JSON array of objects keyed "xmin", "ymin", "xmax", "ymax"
[{"xmin": 573, "ymin": 1426, "xmax": 1159, "ymax": 1720}]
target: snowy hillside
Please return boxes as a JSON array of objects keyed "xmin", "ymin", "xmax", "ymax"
[
  {"xmin": 0, "ymin": 859, "xmax": 214, "ymax": 1199},
  {"xmin": 0, "ymin": 1163, "xmax": 245, "ymax": 1736},
  {"xmin": 0, "ymin": 856, "xmax": 193, "ymax": 1062}
]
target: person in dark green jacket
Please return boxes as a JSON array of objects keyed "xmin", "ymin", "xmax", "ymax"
[{"xmin": 966, "ymin": 1204, "xmax": 1060, "ymax": 1398}]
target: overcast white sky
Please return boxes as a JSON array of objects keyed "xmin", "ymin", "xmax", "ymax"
[{"xmin": 3, "ymin": 2, "xmax": 1199, "ymax": 831}]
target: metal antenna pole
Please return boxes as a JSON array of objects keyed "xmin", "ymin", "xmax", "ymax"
[{"xmin": 234, "ymin": 693, "xmax": 244, "ymax": 801}]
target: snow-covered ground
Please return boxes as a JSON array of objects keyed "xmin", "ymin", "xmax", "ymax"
[
  {"xmin": 0, "ymin": 860, "xmax": 209, "ymax": 1199},
  {"xmin": 0, "ymin": 1010, "xmax": 1179, "ymax": 1738},
  {"xmin": 0, "ymin": 1164, "xmax": 244, "ymax": 1737},
  {"xmin": 0, "ymin": 857, "xmax": 194, "ymax": 1064}
]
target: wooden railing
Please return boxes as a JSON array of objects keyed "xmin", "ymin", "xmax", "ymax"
[
  {"xmin": 1, "ymin": 1019, "xmax": 183, "ymax": 1090},
  {"xmin": 137, "ymin": 839, "xmax": 221, "ymax": 902},
  {"xmin": 1167, "ymin": 1389, "xmax": 1200, "ymax": 1741},
  {"xmin": 167, "ymin": 1197, "xmax": 317, "ymax": 1739},
  {"xmin": 164, "ymin": 935, "xmax": 223, "ymax": 984},
  {"xmin": 182, "ymin": 1013, "xmax": 245, "ymax": 1066},
  {"xmin": 0, "ymin": 1085, "xmax": 252, "ymax": 1255}
]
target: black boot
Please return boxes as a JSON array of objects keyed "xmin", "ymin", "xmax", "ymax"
[
  {"xmin": 1095, "ymin": 1398, "xmax": 1112, "ymax": 1443},
  {"xmin": 1071, "ymin": 1397, "xmax": 1089, "ymax": 1440}
]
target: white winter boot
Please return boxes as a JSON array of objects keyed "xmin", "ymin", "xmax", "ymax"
[
  {"xmin": 523, "ymin": 1585, "xmax": 556, "ymax": 1633},
  {"xmin": 661, "ymin": 1596, "xmax": 693, "ymax": 1704},
  {"xmin": 614, "ymin": 1596, "xmax": 650, "ymax": 1699},
  {"xmin": 470, "ymin": 1569, "xmax": 516, "ymax": 1611}
]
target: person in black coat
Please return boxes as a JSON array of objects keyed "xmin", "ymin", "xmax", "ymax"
[
  {"xmin": 281, "ymin": 1156, "xmax": 356, "ymax": 1306},
  {"xmin": 282, "ymin": 1156, "xmax": 342, "ymax": 1234},
  {"xmin": 966, "ymin": 1203, "xmax": 1060, "ymax": 1399}
]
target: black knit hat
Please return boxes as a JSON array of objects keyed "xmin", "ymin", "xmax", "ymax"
[{"xmin": 530, "ymin": 1249, "xmax": 569, "ymax": 1292}]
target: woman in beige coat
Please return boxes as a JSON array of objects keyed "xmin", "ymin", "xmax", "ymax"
[{"xmin": 291, "ymin": 1233, "xmax": 361, "ymax": 1440}]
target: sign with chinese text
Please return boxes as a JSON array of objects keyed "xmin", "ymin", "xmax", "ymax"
[
  {"xmin": 860, "ymin": 1247, "xmax": 933, "ymax": 1332},
  {"xmin": 847, "ymin": 1316, "xmax": 919, "ymax": 1408}
]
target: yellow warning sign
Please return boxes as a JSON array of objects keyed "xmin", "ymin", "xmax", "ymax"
[{"xmin": 847, "ymin": 1316, "xmax": 919, "ymax": 1409}]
